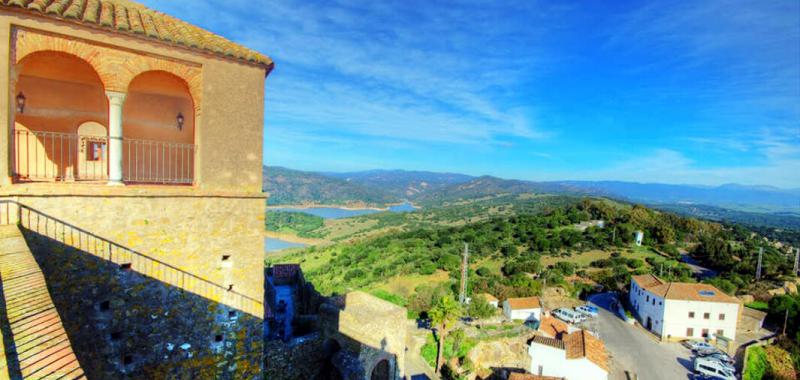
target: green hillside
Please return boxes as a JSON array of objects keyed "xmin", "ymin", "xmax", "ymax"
[{"xmin": 263, "ymin": 166, "xmax": 397, "ymax": 206}]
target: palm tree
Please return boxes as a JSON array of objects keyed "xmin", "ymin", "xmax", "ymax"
[{"xmin": 428, "ymin": 295, "xmax": 462, "ymax": 373}]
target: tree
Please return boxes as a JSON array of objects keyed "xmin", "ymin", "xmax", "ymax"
[
  {"xmin": 429, "ymin": 295, "xmax": 462, "ymax": 373},
  {"xmin": 467, "ymin": 295, "xmax": 497, "ymax": 319}
]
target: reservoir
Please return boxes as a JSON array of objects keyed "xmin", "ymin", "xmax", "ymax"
[
  {"xmin": 270, "ymin": 201, "xmax": 417, "ymax": 219},
  {"xmin": 265, "ymin": 237, "xmax": 307, "ymax": 252}
]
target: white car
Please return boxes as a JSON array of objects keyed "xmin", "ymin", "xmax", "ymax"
[
  {"xmin": 682, "ymin": 340, "xmax": 715, "ymax": 352},
  {"xmin": 575, "ymin": 305, "xmax": 599, "ymax": 317},
  {"xmin": 552, "ymin": 308, "xmax": 583, "ymax": 324},
  {"xmin": 694, "ymin": 357, "xmax": 736, "ymax": 380}
]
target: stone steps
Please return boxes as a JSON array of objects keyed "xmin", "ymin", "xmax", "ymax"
[{"xmin": 0, "ymin": 225, "xmax": 86, "ymax": 379}]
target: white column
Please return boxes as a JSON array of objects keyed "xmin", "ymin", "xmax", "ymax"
[{"xmin": 105, "ymin": 91, "xmax": 126, "ymax": 185}]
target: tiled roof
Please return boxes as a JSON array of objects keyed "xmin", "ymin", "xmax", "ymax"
[
  {"xmin": 529, "ymin": 334, "xmax": 564, "ymax": 350},
  {"xmin": 507, "ymin": 296, "xmax": 541, "ymax": 310},
  {"xmin": 538, "ymin": 316, "xmax": 568, "ymax": 338},
  {"xmin": 633, "ymin": 274, "xmax": 739, "ymax": 304},
  {"xmin": 0, "ymin": 0, "xmax": 272, "ymax": 67},
  {"xmin": 563, "ymin": 330, "xmax": 609, "ymax": 372},
  {"xmin": 632, "ymin": 274, "xmax": 664, "ymax": 289},
  {"xmin": 271, "ymin": 264, "xmax": 300, "ymax": 283}
]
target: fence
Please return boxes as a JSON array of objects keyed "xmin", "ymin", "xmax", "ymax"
[
  {"xmin": 0, "ymin": 200, "xmax": 262, "ymax": 317},
  {"xmin": 12, "ymin": 130, "xmax": 194, "ymax": 185}
]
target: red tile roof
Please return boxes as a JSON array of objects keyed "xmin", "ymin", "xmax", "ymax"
[
  {"xmin": 506, "ymin": 296, "xmax": 541, "ymax": 310},
  {"xmin": 632, "ymin": 274, "xmax": 739, "ymax": 304},
  {"xmin": 538, "ymin": 316, "xmax": 568, "ymax": 338},
  {"xmin": 0, "ymin": 0, "xmax": 272, "ymax": 67},
  {"xmin": 563, "ymin": 330, "xmax": 609, "ymax": 372}
]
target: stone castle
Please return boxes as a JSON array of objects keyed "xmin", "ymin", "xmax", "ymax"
[{"xmin": 0, "ymin": 1, "xmax": 409, "ymax": 379}]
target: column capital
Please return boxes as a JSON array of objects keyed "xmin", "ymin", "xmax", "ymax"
[{"xmin": 105, "ymin": 90, "xmax": 127, "ymax": 105}]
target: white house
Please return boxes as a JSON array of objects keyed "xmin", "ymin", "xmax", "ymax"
[
  {"xmin": 479, "ymin": 293, "xmax": 499, "ymax": 308},
  {"xmin": 629, "ymin": 274, "xmax": 741, "ymax": 341},
  {"xmin": 528, "ymin": 330, "xmax": 609, "ymax": 380},
  {"xmin": 634, "ymin": 231, "xmax": 644, "ymax": 246},
  {"xmin": 504, "ymin": 297, "xmax": 542, "ymax": 321}
]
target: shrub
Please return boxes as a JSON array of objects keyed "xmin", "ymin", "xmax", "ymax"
[{"xmin": 744, "ymin": 346, "xmax": 767, "ymax": 380}]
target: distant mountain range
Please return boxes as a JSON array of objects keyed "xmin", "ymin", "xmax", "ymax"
[{"xmin": 263, "ymin": 166, "xmax": 800, "ymax": 228}]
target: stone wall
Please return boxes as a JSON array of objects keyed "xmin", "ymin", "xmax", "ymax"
[
  {"xmin": 5, "ymin": 191, "xmax": 264, "ymax": 309},
  {"xmin": 22, "ymin": 227, "xmax": 263, "ymax": 379},
  {"xmin": 264, "ymin": 333, "xmax": 327, "ymax": 380}
]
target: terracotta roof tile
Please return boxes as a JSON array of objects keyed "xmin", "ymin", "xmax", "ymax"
[
  {"xmin": 538, "ymin": 316, "xmax": 568, "ymax": 338},
  {"xmin": 563, "ymin": 330, "xmax": 609, "ymax": 372},
  {"xmin": 507, "ymin": 296, "xmax": 541, "ymax": 310},
  {"xmin": 1, "ymin": 0, "xmax": 272, "ymax": 67},
  {"xmin": 633, "ymin": 274, "xmax": 739, "ymax": 304},
  {"xmin": 529, "ymin": 334, "xmax": 564, "ymax": 350}
]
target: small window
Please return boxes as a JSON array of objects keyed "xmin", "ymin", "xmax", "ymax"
[
  {"xmin": 100, "ymin": 300, "xmax": 111, "ymax": 311},
  {"xmin": 215, "ymin": 334, "xmax": 223, "ymax": 342},
  {"xmin": 228, "ymin": 311, "xmax": 237, "ymax": 319},
  {"xmin": 123, "ymin": 355, "xmax": 133, "ymax": 365},
  {"xmin": 86, "ymin": 141, "xmax": 107, "ymax": 161},
  {"xmin": 702, "ymin": 329, "xmax": 709, "ymax": 337},
  {"xmin": 716, "ymin": 329, "xmax": 724, "ymax": 337},
  {"xmin": 688, "ymin": 311, "xmax": 695, "ymax": 318},
  {"xmin": 703, "ymin": 312, "xmax": 710, "ymax": 320},
  {"xmin": 221, "ymin": 255, "xmax": 231, "ymax": 261},
  {"xmin": 686, "ymin": 328, "xmax": 694, "ymax": 337},
  {"xmin": 652, "ymin": 299, "xmax": 655, "ymax": 305},
  {"xmin": 110, "ymin": 331, "xmax": 122, "ymax": 341},
  {"xmin": 646, "ymin": 295, "xmax": 650, "ymax": 302},
  {"xmin": 719, "ymin": 313, "xmax": 725, "ymax": 321},
  {"xmin": 120, "ymin": 263, "xmax": 132, "ymax": 271}
]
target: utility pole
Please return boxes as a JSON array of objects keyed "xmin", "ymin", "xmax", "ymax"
[
  {"xmin": 659, "ymin": 263, "xmax": 663, "ymax": 278},
  {"xmin": 756, "ymin": 247, "xmax": 763, "ymax": 281},
  {"xmin": 459, "ymin": 243, "xmax": 469, "ymax": 304},
  {"xmin": 783, "ymin": 308, "xmax": 789, "ymax": 336},
  {"xmin": 793, "ymin": 247, "xmax": 799, "ymax": 276}
]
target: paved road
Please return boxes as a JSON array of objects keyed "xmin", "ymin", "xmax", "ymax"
[
  {"xmin": 680, "ymin": 252, "xmax": 718, "ymax": 280},
  {"xmin": 404, "ymin": 323, "xmax": 438, "ymax": 380},
  {"xmin": 587, "ymin": 293, "xmax": 694, "ymax": 380}
]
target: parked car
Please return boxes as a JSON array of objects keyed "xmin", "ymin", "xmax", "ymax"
[
  {"xmin": 682, "ymin": 340, "xmax": 715, "ymax": 352},
  {"xmin": 699, "ymin": 351, "xmax": 735, "ymax": 367},
  {"xmin": 693, "ymin": 357, "xmax": 736, "ymax": 380},
  {"xmin": 553, "ymin": 308, "xmax": 583, "ymax": 324},
  {"xmin": 575, "ymin": 305, "xmax": 599, "ymax": 317}
]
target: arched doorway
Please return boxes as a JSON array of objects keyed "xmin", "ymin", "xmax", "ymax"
[
  {"xmin": 318, "ymin": 339, "xmax": 343, "ymax": 380},
  {"xmin": 370, "ymin": 359, "xmax": 390, "ymax": 380},
  {"xmin": 123, "ymin": 71, "xmax": 195, "ymax": 184},
  {"xmin": 13, "ymin": 51, "xmax": 107, "ymax": 181},
  {"xmin": 76, "ymin": 122, "xmax": 108, "ymax": 180}
]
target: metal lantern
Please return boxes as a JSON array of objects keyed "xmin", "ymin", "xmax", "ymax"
[
  {"xmin": 177, "ymin": 112, "xmax": 185, "ymax": 130},
  {"xmin": 16, "ymin": 92, "xmax": 26, "ymax": 114}
]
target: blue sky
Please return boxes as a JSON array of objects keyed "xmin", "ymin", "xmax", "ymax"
[{"xmin": 142, "ymin": 0, "xmax": 799, "ymax": 188}]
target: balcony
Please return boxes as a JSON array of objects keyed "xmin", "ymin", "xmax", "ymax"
[
  {"xmin": 11, "ymin": 51, "xmax": 197, "ymax": 187},
  {"xmin": 13, "ymin": 129, "xmax": 195, "ymax": 185}
]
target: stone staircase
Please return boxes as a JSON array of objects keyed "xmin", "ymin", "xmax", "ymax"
[{"xmin": 0, "ymin": 225, "xmax": 85, "ymax": 380}]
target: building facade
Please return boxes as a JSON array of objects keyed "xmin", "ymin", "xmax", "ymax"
[
  {"xmin": 504, "ymin": 296, "xmax": 542, "ymax": 321},
  {"xmin": 527, "ymin": 331, "xmax": 608, "ymax": 380},
  {"xmin": 630, "ymin": 274, "xmax": 740, "ymax": 342},
  {"xmin": 0, "ymin": 1, "xmax": 272, "ymax": 378}
]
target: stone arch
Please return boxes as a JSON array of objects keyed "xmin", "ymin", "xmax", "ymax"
[
  {"xmin": 14, "ymin": 28, "xmax": 203, "ymax": 115},
  {"xmin": 370, "ymin": 359, "xmax": 390, "ymax": 380},
  {"xmin": 117, "ymin": 58, "xmax": 203, "ymax": 115}
]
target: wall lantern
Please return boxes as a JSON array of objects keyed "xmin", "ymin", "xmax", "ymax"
[
  {"xmin": 16, "ymin": 92, "xmax": 26, "ymax": 114},
  {"xmin": 176, "ymin": 112, "xmax": 184, "ymax": 131}
]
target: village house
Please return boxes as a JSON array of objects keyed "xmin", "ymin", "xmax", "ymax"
[
  {"xmin": 0, "ymin": 0, "xmax": 272, "ymax": 378},
  {"xmin": 479, "ymin": 293, "xmax": 500, "ymax": 308},
  {"xmin": 629, "ymin": 274, "xmax": 741, "ymax": 342},
  {"xmin": 503, "ymin": 296, "xmax": 543, "ymax": 321},
  {"xmin": 527, "ymin": 330, "xmax": 609, "ymax": 380}
]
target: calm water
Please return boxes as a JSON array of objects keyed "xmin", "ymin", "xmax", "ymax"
[
  {"xmin": 271, "ymin": 201, "xmax": 417, "ymax": 219},
  {"xmin": 265, "ymin": 237, "xmax": 307, "ymax": 252}
]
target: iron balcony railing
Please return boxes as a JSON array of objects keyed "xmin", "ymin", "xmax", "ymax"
[
  {"xmin": 12, "ymin": 130, "xmax": 195, "ymax": 185},
  {"xmin": 0, "ymin": 200, "xmax": 263, "ymax": 317}
]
